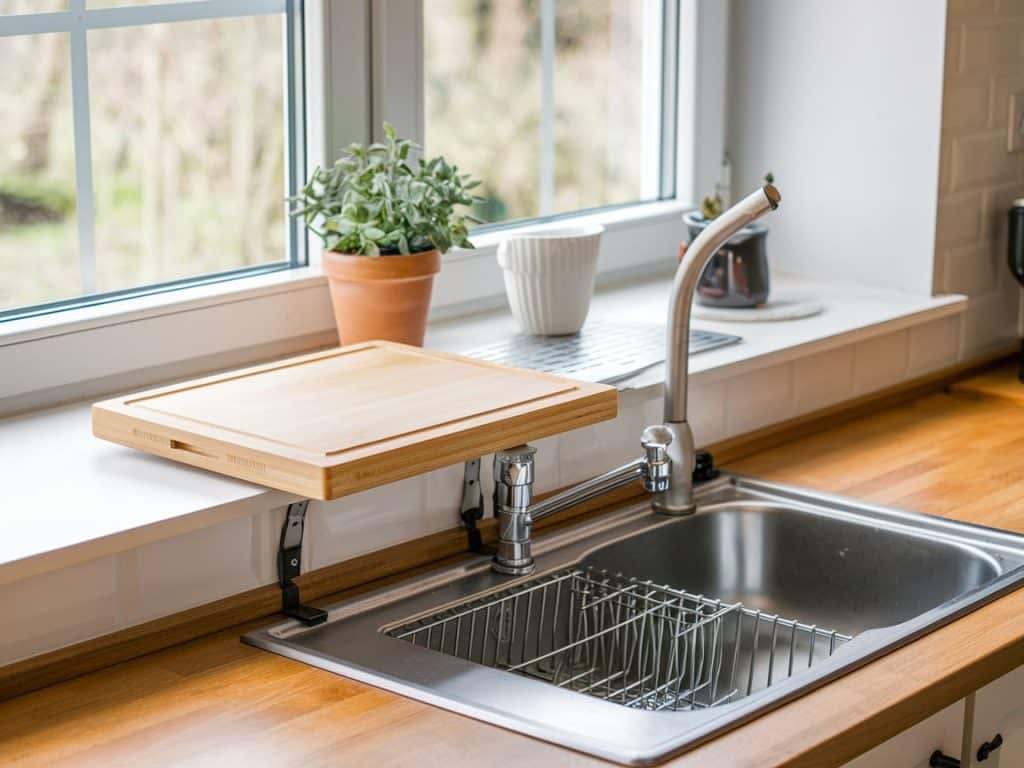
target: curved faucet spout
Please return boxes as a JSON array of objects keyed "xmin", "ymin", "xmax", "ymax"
[{"xmin": 653, "ymin": 184, "xmax": 781, "ymax": 515}]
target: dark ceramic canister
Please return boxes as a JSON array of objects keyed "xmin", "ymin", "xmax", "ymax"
[
  {"xmin": 683, "ymin": 212, "xmax": 770, "ymax": 308},
  {"xmin": 1007, "ymin": 198, "xmax": 1024, "ymax": 381},
  {"xmin": 1008, "ymin": 197, "xmax": 1024, "ymax": 289}
]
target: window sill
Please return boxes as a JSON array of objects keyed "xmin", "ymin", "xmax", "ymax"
[
  {"xmin": 0, "ymin": 201, "xmax": 687, "ymax": 349},
  {"xmin": 0, "ymin": 199, "xmax": 686, "ymax": 416},
  {"xmin": 0, "ymin": 270, "xmax": 968, "ymax": 587},
  {"xmin": 428, "ymin": 268, "xmax": 968, "ymax": 392},
  {"xmin": 0, "ymin": 266, "xmax": 328, "ymax": 347}
]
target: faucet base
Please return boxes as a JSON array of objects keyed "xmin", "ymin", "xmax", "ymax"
[
  {"xmin": 491, "ymin": 557, "xmax": 536, "ymax": 576},
  {"xmin": 651, "ymin": 501, "xmax": 697, "ymax": 516},
  {"xmin": 651, "ymin": 421, "xmax": 697, "ymax": 515}
]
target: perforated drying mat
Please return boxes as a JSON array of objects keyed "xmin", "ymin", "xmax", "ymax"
[{"xmin": 461, "ymin": 320, "xmax": 740, "ymax": 384}]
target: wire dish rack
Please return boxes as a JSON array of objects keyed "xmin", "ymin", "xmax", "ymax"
[{"xmin": 384, "ymin": 567, "xmax": 852, "ymax": 712}]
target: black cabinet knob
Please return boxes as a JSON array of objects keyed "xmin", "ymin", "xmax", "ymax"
[
  {"xmin": 929, "ymin": 750, "xmax": 960, "ymax": 768},
  {"xmin": 977, "ymin": 733, "xmax": 1003, "ymax": 762}
]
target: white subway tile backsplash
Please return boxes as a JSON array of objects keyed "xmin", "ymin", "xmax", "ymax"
[
  {"xmin": 725, "ymin": 363, "xmax": 793, "ymax": 436},
  {"xmin": 252, "ymin": 506, "xmax": 283, "ymax": 583},
  {"xmin": 687, "ymin": 376, "xmax": 728, "ymax": 446},
  {"xmin": 558, "ymin": 397, "xmax": 648, "ymax": 485},
  {"xmin": 305, "ymin": 476, "xmax": 428, "ymax": 569},
  {"xmin": 854, "ymin": 331, "xmax": 910, "ymax": 395},
  {"xmin": 530, "ymin": 435, "xmax": 562, "ymax": 494},
  {"xmin": 792, "ymin": 347, "xmax": 856, "ymax": 416},
  {"xmin": 424, "ymin": 461, "xmax": 470, "ymax": 534},
  {"xmin": 0, "ymin": 556, "xmax": 118, "ymax": 665},
  {"xmin": 118, "ymin": 514, "xmax": 262, "ymax": 625},
  {"xmin": 908, "ymin": 316, "xmax": 962, "ymax": 376},
  {"xmin": 4, "ymin": 331, "xmax": 989, "ymax": 665}
]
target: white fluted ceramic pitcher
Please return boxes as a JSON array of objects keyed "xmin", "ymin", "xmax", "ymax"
[{"xmin": 496, "ymin": 224, "xmax": 604, "ymax": 335}]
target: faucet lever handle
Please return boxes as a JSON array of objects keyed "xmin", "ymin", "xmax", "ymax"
[
  {"xmin": 640, "ymin": 425, "xmax": 673, "ymax": 493},
  {"xmin": 641, "ymin": 425, "xmax": 673, "ymax": 458},
  {"xmin": 494, "ymin": 444, "xmax": 537, "ymax": 486}
]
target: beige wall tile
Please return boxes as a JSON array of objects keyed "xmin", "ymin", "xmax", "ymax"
[
  {"xmin": 961, "ymin": 22, "xmax": 1023, "ymax": 77},
  {"xmin": 997, "ymin": 0, "xmax": 1024, "ymax": 16},
  {"xmin": 989, "ymin": 73, "xmax": 1024, "ymax": 129},
  {"xmin": 938, "ymin": 0, "xmax": 1024, "ymax": 356},
  {"xmin": 949, "ymin": 0, "xmax": 997, "ymax": 17},
  {"xmin": 792, "ymin": 347, "xmax": 855, "ymax": 416},
  {"xmin": 854, "ymin": 331, "xmax": 910, "ymax": 395},
  {"xmin": 953, "ymin": 132, "xmax": 1020, "ymax": 189},
  {"xmin": 936, "ymin": 190, "xmax": 984, "ymax": 246},
  {"xmin": 943, "ymin": 81, "xmax": 990, "ymax": 133},
  {"xmin": 942, "ymin": 241, "xmax": 999, "ymax": 296}
]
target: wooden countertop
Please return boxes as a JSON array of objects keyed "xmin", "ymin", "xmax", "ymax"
[{"xmin": 7, "ymin": 366, "xmax": 1024, "ymax": 767}]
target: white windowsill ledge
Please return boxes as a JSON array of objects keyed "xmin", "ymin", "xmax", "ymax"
[
  {"xmin": 0, "ymin": 201, "xmax": 687, "ymax": 416},
  {"xmin": 0, "ymin": 271, "xmax": 966, "ymax": 586},
  {"xmin": 0, "ymin": 200, "xmax": 688, "ymax": 347}
]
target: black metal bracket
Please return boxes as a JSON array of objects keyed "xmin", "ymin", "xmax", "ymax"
[
  {"xmin": 977, "ymin": 733, "xmax": 1003, "ymax": 762},
  {"xmin": 693, "ymin": 449, "xmax": 719, "ymax": 483},
  {"xmin": 460, "ymin": 458, "xmax": 494, "ymax": 555},
  {"xmin": 929, "ymin": 751, "xmax": 960, "ymax": 768},
  {"xmin": 277, "ymin": 500, "xmax": 327, "ymax": 626},
  {"xmin": 929, "ymin": 732, "xmax": 1003, "ymax": 766}
]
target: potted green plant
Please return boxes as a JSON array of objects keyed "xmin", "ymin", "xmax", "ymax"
[{"xmin": 291, "ymin": 123, "xmax": 482, "ymax": 346}]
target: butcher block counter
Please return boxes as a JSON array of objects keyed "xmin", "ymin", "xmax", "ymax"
[{"xmin": 6, "ymin": 364, "xmax": 1024, "ymax": 768}]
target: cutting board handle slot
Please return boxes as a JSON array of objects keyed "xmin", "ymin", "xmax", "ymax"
[{"xmin": 169, "ymin": 440, "xmax": 218, "ymax": 459}]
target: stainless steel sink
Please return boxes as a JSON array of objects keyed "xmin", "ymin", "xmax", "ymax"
[{"xmin": 243, "ymin": 475, "xmax": 1024, "ymax": 765}]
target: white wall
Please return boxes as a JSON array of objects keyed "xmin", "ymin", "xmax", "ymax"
[{"xmin": 726, "ymin": 0, "xmax": 948, "ymax": 296}]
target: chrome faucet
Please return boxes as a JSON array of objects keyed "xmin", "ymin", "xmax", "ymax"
[
  {"xmin": 654, "ymin": 184, "xmax": 780, "ymax": 514},
  {"xmin": 491, "ymin": 426, "xmax": 673, "ymax": 575},
  {"xmin": 490, "ymin": 185, "xmax": 781, "ymax": 574}
]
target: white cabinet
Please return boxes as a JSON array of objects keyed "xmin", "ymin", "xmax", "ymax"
[
  {"xmin": 968, "ymin": 667, "xmax": 1024, "ymax": 767},
  {"xmin": 842, "ymin": 701, "xmax": 966, "ymax": 768},
  {"xmin": 839, "ymin": 666, "xmax": 1024, "ymax": 768}
]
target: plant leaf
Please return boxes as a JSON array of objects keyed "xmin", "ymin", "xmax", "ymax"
[{"xmin": 286, "ymin": 121, "xmax": 480, "ymax": 255}]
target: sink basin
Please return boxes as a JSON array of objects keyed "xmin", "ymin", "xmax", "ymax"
[{"xmin": 243, "ymin": 475, "xmax": 1024, "ymax": 764}]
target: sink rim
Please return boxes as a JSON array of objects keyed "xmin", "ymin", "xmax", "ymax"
[{"xmin": 242, "ymin": 474, "xmax": 1024, "ymax": 765}]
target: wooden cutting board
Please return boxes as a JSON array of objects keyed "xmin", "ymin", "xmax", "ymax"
[{"xmin": 92, "ymin": 341, "xmax": 617, "ymax": 500}]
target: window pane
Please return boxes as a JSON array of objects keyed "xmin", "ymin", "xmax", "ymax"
[
  {"xmin": 0, "ymin": 33, "xmax": 79, "ymax": 311},
  {"xmin": 553, "ymin": 0, "xmax": 654, "ymax": 213},
  {"xmin": 87, "ymin": 15, "xmax": 287, "ymax": 293},
  {"xmin": 424, "ymin": 1, "xmax": 541, "ymax": 223},
  {"xmin": 0, "ymin": 1, "xmax": 64, "ymax": 13},
  {"xmin": 423, "ymin": 0, "xmax": 663, "ymax": 225}
]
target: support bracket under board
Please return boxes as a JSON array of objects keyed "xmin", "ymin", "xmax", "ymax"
[
  {"xmin": 460, "ymin": 458, "xmax": 494, "ymax": 555},
  {"xmin": 277, "ymin": 500, "xmax": 327, "ymax": 626}
]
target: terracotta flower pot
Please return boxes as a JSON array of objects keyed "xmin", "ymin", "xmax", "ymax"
[{"xmin": 322, "ymin": 249, "xmax": 441, "ymax": 346}]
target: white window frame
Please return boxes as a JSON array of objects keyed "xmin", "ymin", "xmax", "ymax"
[
  {"xmin": 330, "ymin": 0, "xmax": 727, "ymax": 317},
  {"xmin": 0, "ymin": 0, "xmax": 727, "ymax": 417},
  {"xmin": 0, "ymin": 0, "xmax": 307, "ymax": 322}
]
